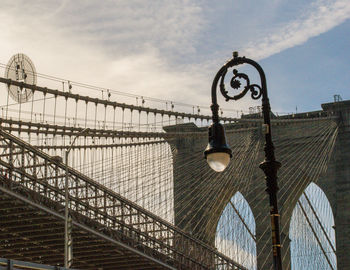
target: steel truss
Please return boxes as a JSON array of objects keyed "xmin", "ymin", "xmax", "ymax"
[{"xmin": 0, "ymin": 127, "xmax": 246, "ymax": 270}]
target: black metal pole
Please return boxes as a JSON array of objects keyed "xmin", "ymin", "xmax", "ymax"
[
  {"xmin": 258, "ymin": 88, "xmax": 283, "ymax": 270},
  {"xmin": 209, "ymin": 52, "xmax": 283, "ymax": 270}
]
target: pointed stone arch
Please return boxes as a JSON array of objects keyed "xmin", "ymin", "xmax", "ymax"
[
  {"xmin": 215, "ymin": 191, "xmax": 257, "ymax": 270},
  {"xmin": 289, "ymin": 182, "xmax": 336, "ymax": 269}
]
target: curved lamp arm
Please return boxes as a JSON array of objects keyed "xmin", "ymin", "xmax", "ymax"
[{"xmin": 210, "ymin": 52, "xmax": 275, "ymax": 162}]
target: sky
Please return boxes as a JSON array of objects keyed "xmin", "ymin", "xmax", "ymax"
[{"xmin": 0, "ymin": 0, "xmax": 349, "ymax": 116}]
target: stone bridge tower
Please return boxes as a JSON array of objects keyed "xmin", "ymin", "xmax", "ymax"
[{"xmin": 165, "ymin": 100, "xmax": 350, "ymax": 270}]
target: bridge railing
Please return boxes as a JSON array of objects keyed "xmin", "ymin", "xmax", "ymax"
[{"xmin": 0, "ymin": 127, "xmax": 246, "ymax": 270}]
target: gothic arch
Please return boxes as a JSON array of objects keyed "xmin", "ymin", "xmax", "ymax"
[
  {"xmin": 215, "ymin": 191, "xmax": 257, "ymax": 270},
  {"xmin": 289, "ymin": 182, "xmax": 336, "ymax": 269}
]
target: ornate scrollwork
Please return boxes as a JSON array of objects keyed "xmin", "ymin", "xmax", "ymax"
[
  {"xmin": 249, "ymin": 84, "xmax": 262, "ymax": 100},
  {"xmin": 219, "ymin": 68, "xmax": 262, "ymax": 102}
]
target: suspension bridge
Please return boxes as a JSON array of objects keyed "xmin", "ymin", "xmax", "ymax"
[{"xmin": 0, "ymin": 56, "xmax": 348, "ymax": 270}]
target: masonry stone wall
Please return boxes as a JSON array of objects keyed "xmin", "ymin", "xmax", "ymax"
[{"xmin": 166, "ymin": 100, "xmax": 350, "ymax": 270}]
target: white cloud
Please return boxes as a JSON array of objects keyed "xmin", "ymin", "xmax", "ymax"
[
  {"xmin": 243, "ymin": 0, "xmax": 350, "ymax": 59},
  {"xmin": 0, "ymin": 0, "xmax": 213, "ymax": 108},
  {"xmin": 46, "ymin": 0, "xmax": 204, "ymax": 58},
  {"xmin": 0, "ymin": 0, "xmax": 349, "ymax": 115}
]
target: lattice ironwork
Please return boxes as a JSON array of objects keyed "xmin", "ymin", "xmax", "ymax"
[{"xmin": 0, "ymin": 127, "xmax": 246, "ymax": 270}]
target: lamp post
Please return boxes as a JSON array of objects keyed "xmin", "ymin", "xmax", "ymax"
[
  {"xmin": 64, "ymin": 127, "xmax": 90, "ymax": 268},
  {"xmin": 204, "ymin": 52, "xmax": 283, "ymax": 270}
]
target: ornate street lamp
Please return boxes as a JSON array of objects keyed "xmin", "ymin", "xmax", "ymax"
[{"xmin": 204, "ymin": 52, "xmax": 283, "ymax": 270}]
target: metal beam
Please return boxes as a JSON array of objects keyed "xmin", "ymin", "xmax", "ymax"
[{"xmin": 0, "ymin": 184, "xmax": 177, "ymax": 270}]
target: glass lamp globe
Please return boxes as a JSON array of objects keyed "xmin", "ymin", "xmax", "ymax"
[
  {"xmin": 206, "ymin": 152, "xmax": 231, "ymax": 172},
  {"xmin": 204, "ymin": 122, "xmax": 232, "ymax": 172}
]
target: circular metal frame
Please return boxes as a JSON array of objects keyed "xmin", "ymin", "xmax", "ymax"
[{"xmin": 5, "ymin": 53, "xmax": 37, "ymax": 103}]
